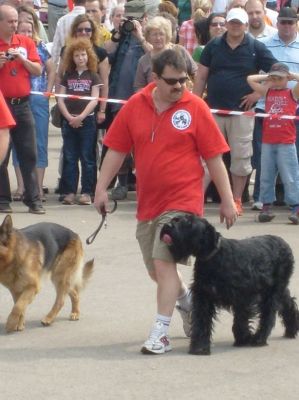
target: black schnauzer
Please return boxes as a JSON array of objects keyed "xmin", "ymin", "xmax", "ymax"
[{"xmin": 160, "ymin": 215, "xmax": 299, "ymax": 355}]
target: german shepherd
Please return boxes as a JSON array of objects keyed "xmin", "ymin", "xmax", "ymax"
[{"xmin": 0, "ymin": 215, "xmax": 94, "ymax": 333}]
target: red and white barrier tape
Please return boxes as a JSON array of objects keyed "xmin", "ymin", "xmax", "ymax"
[
  {"xmin": 31, "ymin": 91, "xmax": 299, "ymax": 120},
  {"xmin": 30, "ymin": 90, "xmax": 126, "ymax": 104}
]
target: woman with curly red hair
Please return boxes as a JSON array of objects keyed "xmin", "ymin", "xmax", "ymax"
[{"xmin": 57, "ymin": 38, "xmax": 101, "ymax": 206}]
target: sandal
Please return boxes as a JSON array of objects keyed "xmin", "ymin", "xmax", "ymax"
[{"xmin": 13, "ymin": 192, "xmax": 23, "ymax": 201}]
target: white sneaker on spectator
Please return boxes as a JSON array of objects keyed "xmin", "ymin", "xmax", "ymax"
[
  {"xmin": 176, "ymin": 305, "xmax": 192, "ymax": 337},
  {"xmin": 141, "ymin": 322, "xmax": 172, "ymax": 354},
  {"xmin": 251, "ymin": 201, "xmax": 263, "ymax": 211}
]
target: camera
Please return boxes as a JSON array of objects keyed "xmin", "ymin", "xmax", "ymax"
[
  {"xmin": 120, "ymin": 17, "xmax": 136, "ymax": 35},
  {"xmin": 5, "ymin": 52, "xmax": 15, "ymax": 61}
]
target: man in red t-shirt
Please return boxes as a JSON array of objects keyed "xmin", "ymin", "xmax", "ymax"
[
  {"xmin": 0, "ymin": 4, "xmax": 45, "ymax": 214},
  {"xmin": 0, "ymin": 89, "xmax": 15, "ymax": 164},
  {"xmin": 94, "ymin": 49, "xmax": 238, "ymax": 355}
]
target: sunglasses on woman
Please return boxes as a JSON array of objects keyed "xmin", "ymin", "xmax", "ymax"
[
  {"xmin": 210, "ymin": 22, "xmax": 226, "ymax": 27},
  {"xmin": 76, "ymin": 27, "xmax": 93, "ymax": 33}
]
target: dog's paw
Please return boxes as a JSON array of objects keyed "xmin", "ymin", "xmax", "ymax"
[
  {"xmin": 69, "ymin": 312, "xmax": 80, "ymax": 321},
  {"xmin": 189, "ymin": 346, "xmax": 211, "ymax": 355},
  {"xmin": 41, "ymin": 318, "xmax": 52, "ymax": 327},
  {"xmin": 16, "ymin": 322, "xmax": 25, "ymax": 331},
  {"xmin": 5, "ymin": 318, "xmax": 19, "ymax": 333},
  {"xmin": 250, "ymin": 337, "xmax": 268, "ymax": 347},
  {"xmin": 233, "ymin": 337, "xmax": 252, "ymax": 347}
]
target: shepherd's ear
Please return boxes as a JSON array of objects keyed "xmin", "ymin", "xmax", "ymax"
[{"xmin": 0, "ymin": 215, "xmax": 13, "ymax": 235}]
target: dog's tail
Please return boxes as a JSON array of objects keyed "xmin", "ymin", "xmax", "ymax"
[
  {"xmin": 82, "ymin": 259, "xmax": 94, "ymax": 288},
  {"xmin": 278, "ymin": 289, "xmax": 299, "ymax": 338}
]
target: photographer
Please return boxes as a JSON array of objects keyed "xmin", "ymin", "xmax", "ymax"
[
  {"xmin": 100, "ymin": 0, "xmax": 153, "ymax": 200},
  {"xmin": 0, "ymin": 4, "xmax": 45, "ymax": 214}
]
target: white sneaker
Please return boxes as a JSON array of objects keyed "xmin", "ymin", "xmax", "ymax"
[
  {"xmin": 141, "ymin": 322, "xmax": 172, "ymax": 355},
  {"xmin": 251, "ymin": 201, "xmax": 263, "ymax": 211},
  {"xmin": 176, "ymin": 305, "xmax": 192, "ymax": 337}
]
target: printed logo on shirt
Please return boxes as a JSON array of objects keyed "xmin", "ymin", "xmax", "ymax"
[
  {"xmin": 171, "ymin": 110, "xmax": 191, "ymax": 130},
  {"xmin": 67, "ymin": 79, "xmax": 93, "ymax": 91}
]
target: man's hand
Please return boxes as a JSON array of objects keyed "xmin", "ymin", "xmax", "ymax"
[
  {"xmin": 219, "ymin": 200, "xmax": 238, "ymax": 229},
  {"xmin": 6, "ymin": 47, "xmax": 24, "ymax": 62},
  {"xmin": 132, "ymin": 20, "xmax": 144, "ymax": 41},
  {"xmin": 94, "ymin": 189, "xmax": 109, "ymax": 216},
  {"xmin": 240, "ymin": 92, "xmax": 261, "ymax": 111}
]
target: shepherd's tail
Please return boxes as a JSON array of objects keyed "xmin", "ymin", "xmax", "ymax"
[
  {"xmin": 81, "ymin": 259, "xmax": 94, "ymax": 288},
  {"xmin": 278, "ymin": 289, "xmax": 299, "ymax": 338}
]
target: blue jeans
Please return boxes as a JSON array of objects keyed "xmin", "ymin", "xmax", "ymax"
[
  {"xmin": 251, "ymin": 112, "xmax": 263, "ymax": 202},
  {"xmin": 12, "ymin": 94, "xmax": 49, "ymax": 168},
  {"xmin": 61, "ymin": 115, "xmax": 97, "ymax": 194},
  {"xmin": 252, "ymin": 109, "xmax": 299, "ymax": 202},
  {"xmin": 260, "ymin": 143, "xmax": 299, "ymax": 205}
]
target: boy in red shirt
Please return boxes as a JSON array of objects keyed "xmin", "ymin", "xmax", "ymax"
[{"xmin": 247, "ymin": 62, "xmax": 299, "ymax": 224}]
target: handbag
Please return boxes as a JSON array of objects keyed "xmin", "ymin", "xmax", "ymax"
[{"xmin": 50, "ymin": 103, "xmax": 63, "ymax": 128}]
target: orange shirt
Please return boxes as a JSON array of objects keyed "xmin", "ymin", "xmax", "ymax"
[
  {"xmin": 0, "ymin": 90, "xmax": 15, "ymax": 128},
  {"xmin": 104, "ymin": 83, "xmax": 230, "ymax": 221},
  {"xmin": 0, "ymin": 34, "xmax": 41, "ymax": 98}
]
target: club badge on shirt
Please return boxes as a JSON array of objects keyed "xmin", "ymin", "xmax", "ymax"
[{"xmin": 172, "ymin": 110, "xmax": 191, "ymax": 130}]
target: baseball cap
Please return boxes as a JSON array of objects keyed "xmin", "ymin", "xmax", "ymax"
[
  {"xmin": 268, "ymin": 62, "xmax": 290, "ymax": 77},
  {"xmin": 124, "ymin": 0, "xmax": 146, "ymax": 18},
  {"xmin": 278, "ymin": 7, "xmax": 298, "ymax": 20},
  {"xmin": 226, "ymin": 8, "xmax": 249, "ymax": 24}
]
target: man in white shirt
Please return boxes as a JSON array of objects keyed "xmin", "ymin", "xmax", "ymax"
[
  {"xmin": 51, "ymin": 0, "xmax": 86, "ymax": 67},
  {"xmin": 246, "ymin": 0, "xmax": 277, "ymax": 38}
]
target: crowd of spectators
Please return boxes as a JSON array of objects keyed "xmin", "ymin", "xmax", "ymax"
[{"xmin": 0, "ymin": 0, "xmax": 299, "ymax": 219}]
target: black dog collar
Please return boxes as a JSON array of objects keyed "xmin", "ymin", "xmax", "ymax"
[{"xmin": 198, "ymin": 236, "xmax": 222, "ymax": 262}]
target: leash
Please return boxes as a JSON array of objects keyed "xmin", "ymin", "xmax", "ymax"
[{"xmin": 86, "ymin": 200, "xmax": 117, "ymax": 245}]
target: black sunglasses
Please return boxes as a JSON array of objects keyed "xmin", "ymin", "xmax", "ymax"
[
  {"xmin": 278, "ymin": 20, "xmax": 297, "ymax": 25},
  {"xmin": 159, "ymin": 76, "xmax": 188, "ymax": 85},
  {"xmin": 76, "ymin": 27, "xmax": 93, "ymax": 33}
]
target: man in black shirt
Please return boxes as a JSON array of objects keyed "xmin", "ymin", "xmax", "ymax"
[{"xmin": 194, "ymin": 7, "xmax": 277, "ymax": 215}]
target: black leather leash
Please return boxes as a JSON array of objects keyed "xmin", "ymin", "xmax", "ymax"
[{"xmin": 86, "ymin": 200, "xmax": 117, "ymax": 245}]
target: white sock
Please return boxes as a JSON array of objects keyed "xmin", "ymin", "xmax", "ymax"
[
  {"xmin": 156, "ymin": 314, "xmax": 171, "ymax": 334},
  {"xmin": 177, "ymin": 288, "xmax": 192, "ymax": 312}
]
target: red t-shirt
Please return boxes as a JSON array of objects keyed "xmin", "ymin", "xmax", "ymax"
[
  {"xmin": 0, "ymin": 34, "xmax": 41, "ymax": 98},
  {"xmin": 0, "ymin": 90, "xmax": 15, "ymax": 128},
  {"xmin": 263, "ymin": 88, "xmax": 297, "ymax": 144},
  {"xmin": 104, "ymin": 83, "xmax": 230, "ymax": 221}
]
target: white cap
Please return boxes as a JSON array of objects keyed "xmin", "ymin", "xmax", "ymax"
[{"xmin": 226, "ymin": 8, "xmax": 249, "ymax": 24}]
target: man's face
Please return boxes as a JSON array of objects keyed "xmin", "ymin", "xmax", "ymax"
[
  {"xmin": 100, "ymin": 0, "xmax": 108, "ymax": 22},
  {"xmin": 0, "ymin": 6, "xmax": 18, "ymax": 37},
  {"xmin": 277, "ymin": 18, "xmax": 298, "ymax": 43},
  {"xmin": 154, "ymin": 65, "xmax": 187, "ymax": 104},
  {"xmin": 226, "ymin": 19, "xmax": 247, "ymax": 38},
  {"xmin": 85, "ymin": 1, "xmax": 102, "ymax": 24},
  {"xmin": 246, "ymin": 1, "xmax": 265, "ymax": 30}
]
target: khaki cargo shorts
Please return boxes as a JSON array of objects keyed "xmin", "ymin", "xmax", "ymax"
[
  {"xmin": 214, "ymin": 114, "xmax": 254, "ymax": 176},
  {"xmin": 136, "ymin": 210, "xmax": 191, "ymax": 271}
]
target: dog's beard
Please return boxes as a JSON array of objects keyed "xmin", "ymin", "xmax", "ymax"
[{"xmin": 161, "ymin": 224, "xmax": 192, "ymax": 261}]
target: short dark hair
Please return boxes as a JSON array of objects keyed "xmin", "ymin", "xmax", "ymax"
[{"xmin": 152, "ymin": 49, "xmax": 187, "ymax": 77}]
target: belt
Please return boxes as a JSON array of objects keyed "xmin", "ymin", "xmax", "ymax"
[
  {"xmin": 6, "ymin": 96, "xmax": 29, "ymax": 105},
  {"xmin": 48, "ymin": 2, "xmax": 67, "ymax": 8}
]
